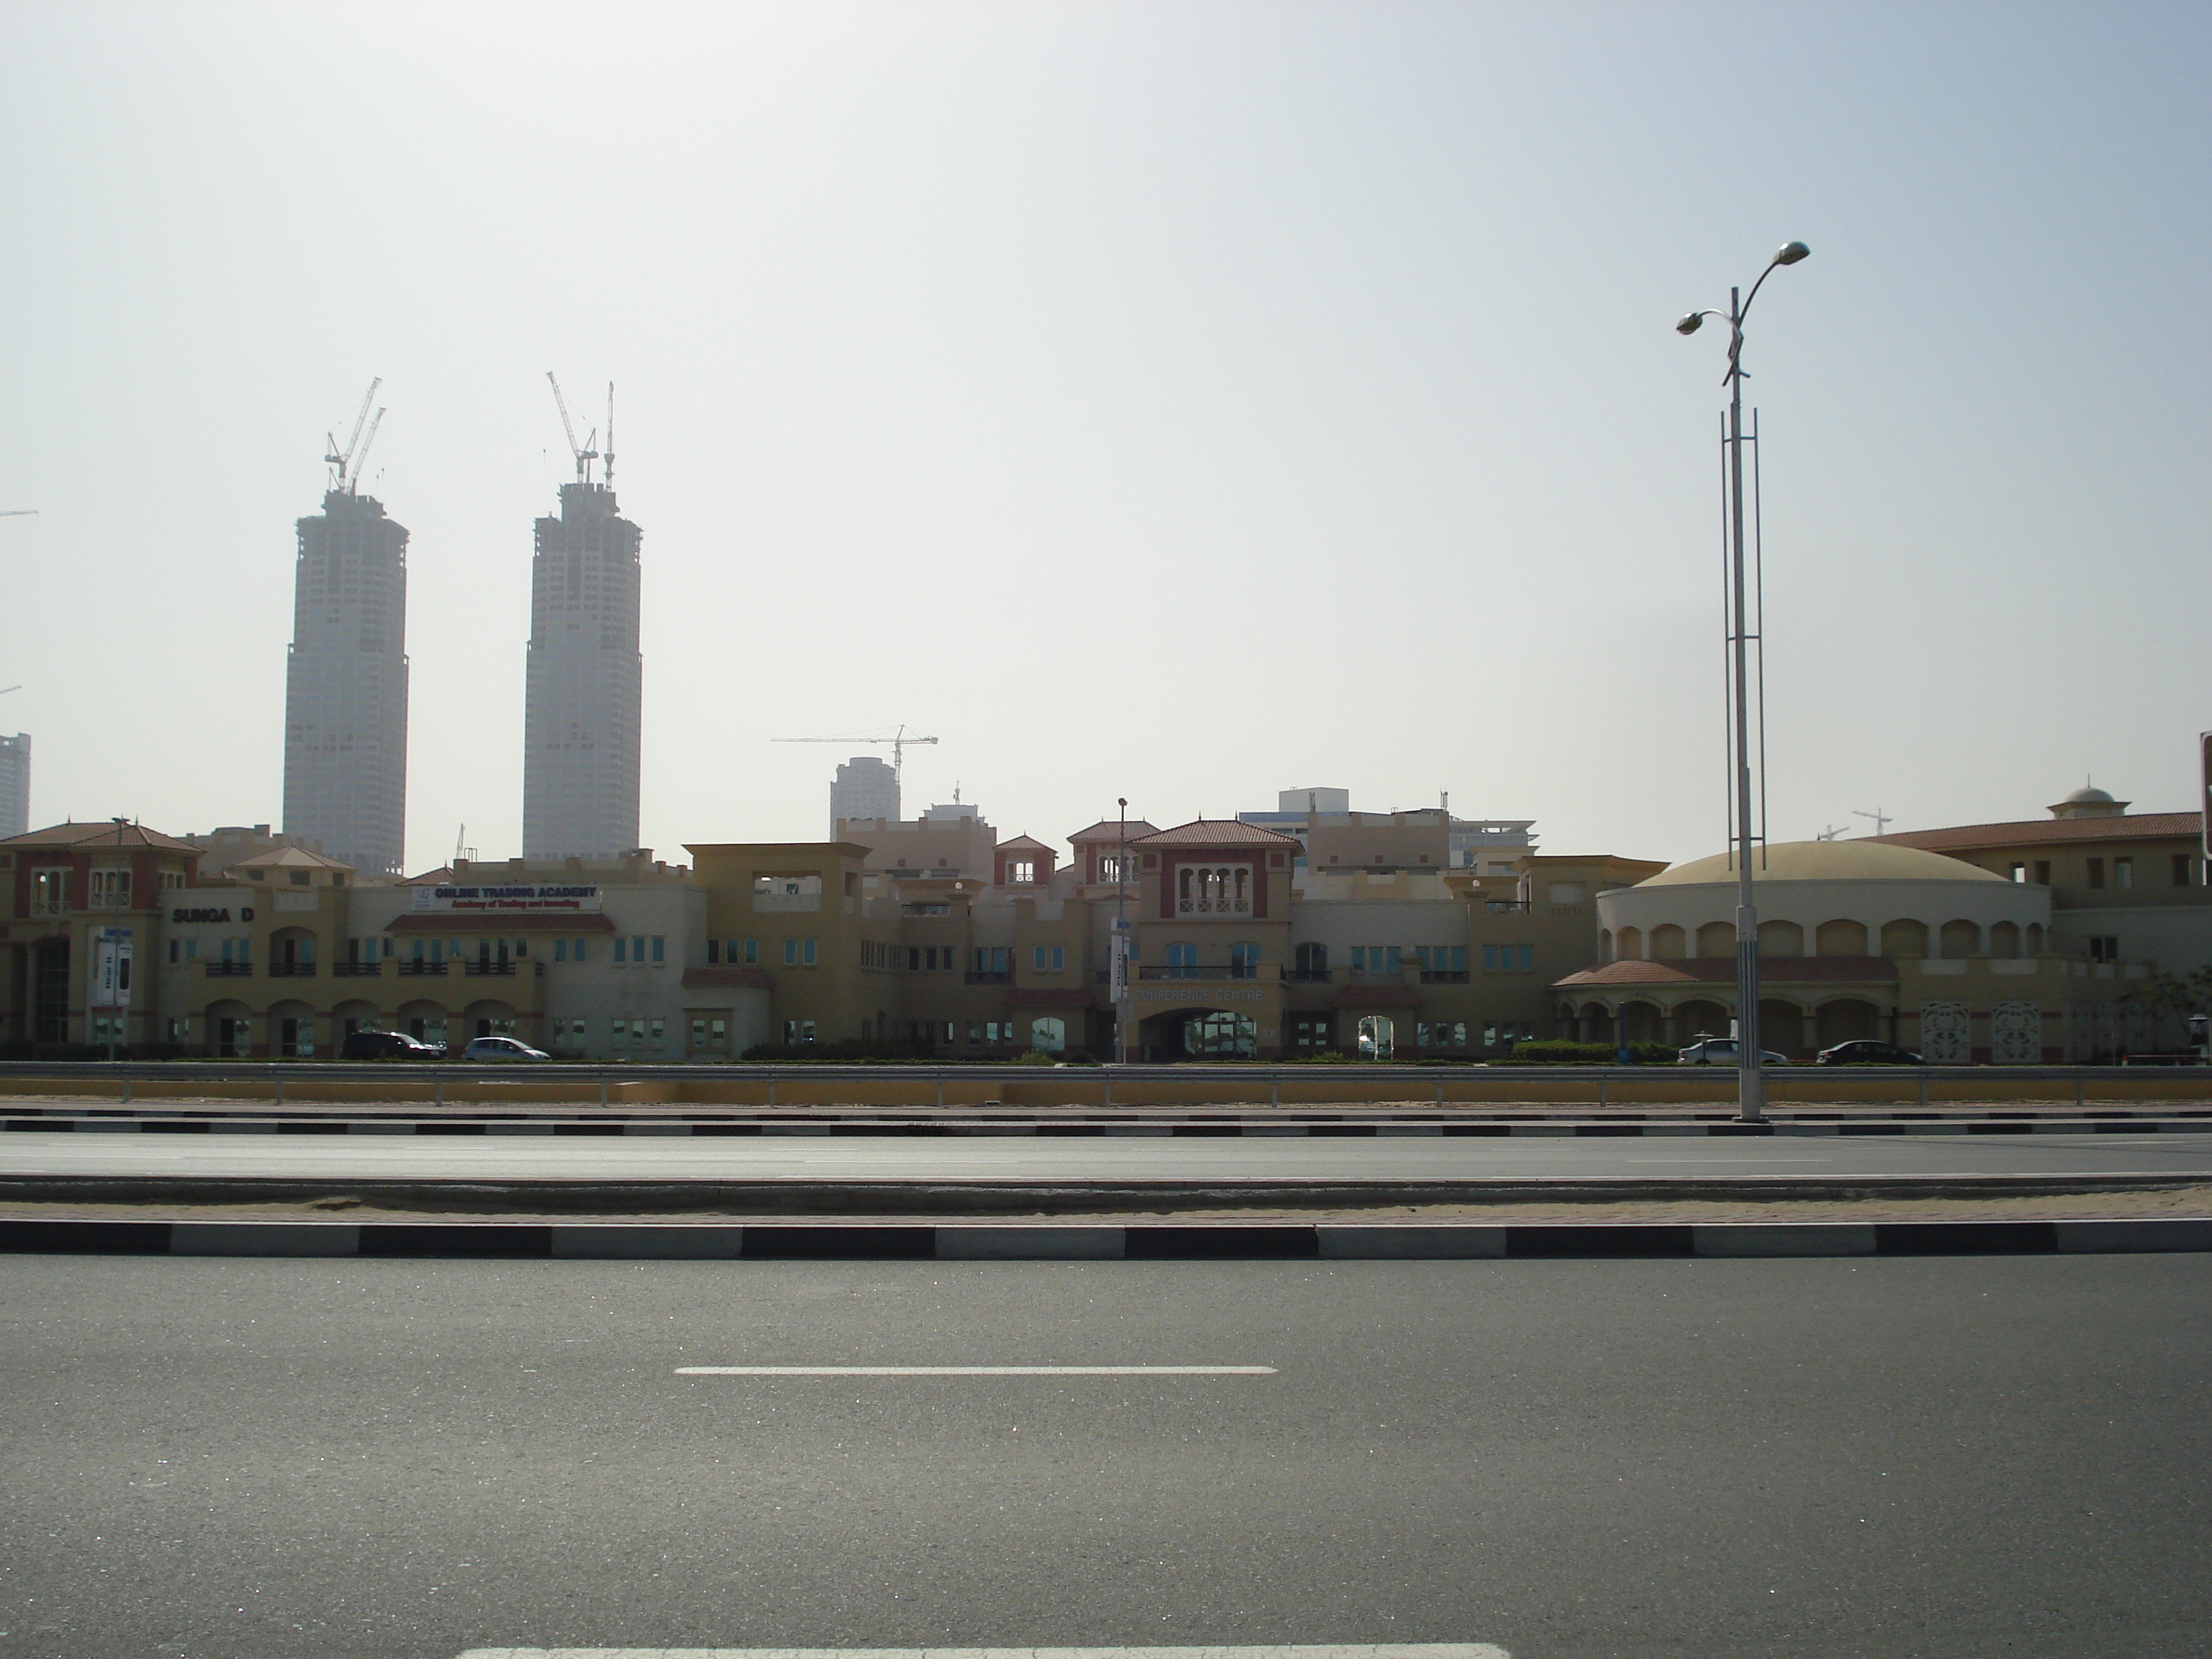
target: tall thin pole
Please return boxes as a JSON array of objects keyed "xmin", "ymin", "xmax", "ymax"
[
  {"xmin": 1115, "ymin": 799, "xmax": 1133, "ymax": 1065},
  {"xmin": 1726, "ymin": 288, "xmax": 1766, "ymax": 1123},
  {"xmin": 1683, "ymin": 241, "xmax": 1804, "ymax": 1121}
]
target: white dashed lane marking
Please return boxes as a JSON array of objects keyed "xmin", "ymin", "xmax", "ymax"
[
  {"xmin": 457, "ymin": 1646, "xmax": 1510, "ymax": 1659},
  {"xmin": 673, "ymin": 1364, "xmax": 1279, "ymax": 1376}
]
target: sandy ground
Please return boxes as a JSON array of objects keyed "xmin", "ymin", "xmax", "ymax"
[{"xmin": 6, "ymin": 1184, "xmax": 2209, "ymax": 1227}]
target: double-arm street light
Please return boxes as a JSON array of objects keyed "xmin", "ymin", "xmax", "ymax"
[{"xmin": 1676, "ymin": 240, "xmax": 1809, "ymax": 1125}]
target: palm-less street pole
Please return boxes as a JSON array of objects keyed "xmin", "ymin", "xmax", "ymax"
[
  {"xmin": 1114, "ymin": 797, "xmax": 1133, "ymax": 1065},
  {"xmin": 1677, "ymin": 240, "xmax": 1809, "ymax": 1125}
]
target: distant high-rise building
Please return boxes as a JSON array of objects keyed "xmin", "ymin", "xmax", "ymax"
[
  {"xmin": 0, "ymin": 733, "xmax": 27, "ymax": 838},
  {"xmin": 283, "ymin": 486, "xmax": 408, "ymax": 876},
  {"xmin": 524, "ymin": 480, "xmax": 642, "ymax": 859},
  {"xmin": 830, "ymin": 755, "xmax": 899, "ymax": 832}
]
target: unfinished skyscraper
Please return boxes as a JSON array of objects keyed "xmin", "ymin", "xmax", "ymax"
[
  {"xmin": 0, "ymin": 732, "xmax": 27, "ymax": 838},
  {"xmin": 830, "ymin": 755, "xmax": 899, "ymax": 831},
  {"xmin": 524, "ymin": 376, "xmax": 641, "ymax": 860},
  {"xmin": 282, "ymin": 384, "xmax": 408, "ymax": 876}
]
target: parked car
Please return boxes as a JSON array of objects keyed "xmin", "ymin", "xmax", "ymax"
[
  {"xmin": 1816, "ymin": 1040, "xmax": 1923, "ymax": 1066},
  {"xmin": 1677, "ymin": 1038, "xmax": 1791, "ymax": 1066},
  {"xmin": 338, "ymin": 1029, "xmax": 446, "ymax": 1061},
  {"xmin": 461, "ymin": 1035, "xmax": 550, "ymax": 1062}
]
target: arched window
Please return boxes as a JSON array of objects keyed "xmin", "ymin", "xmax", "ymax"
[
  {"xmin": 2026, "ymin": 922, "xmax": 2046, "ymax": 955},
  {"xmin": 1228, "ymin": 942, "xmax": 1261, "ymax": 980},
  {"xmin": 1881, "ymin": 919, "xmax": 1928, "ymax": 958},
  {"xmin": 1696, "ymin": 921, "xmax": 1735, "ymax": 958},
  {"xmin": 1028, "ymin": 1016, "xmax": 1066, "ymax": 1054},
  {"xmin": 1816, "ymin": 919, "xmax": 1869, "ymax": 957},
  {"xmin": 1177, "ymin": 864, "xmax": 1253, "ymax": 915},
  {"xmin": 1758, "ymin": 920, "xmax": 1804, "ymax": 958},
  {"xmin": 1650, "ymin": 924, "xmax": 1686, "ymax": 960},
  {"xmin": 1989, "ymin": 920, "xmax": 2020, "ymax": 959},
  {"xmin": 1599, "ymin": 929, "xmax": 1614, "ymax": 962},
  {"xmin": 1617, "ymin": 926, "xmax": 1643, "ymax": 961},
  {"xmin": 1938, "ymin": 920, "xmax": 1981, "ymax": 959}
]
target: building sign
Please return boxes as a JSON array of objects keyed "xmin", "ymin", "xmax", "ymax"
[
  {"xmin": 411, "ymin": 884, "xmax": 603, "ymax": 914},
  {"xmin": 171, "ymin": 900, "xmax": 255, "ymax": 925},
  {"xmin": 90, "ymin": 927, "xmax": 133, "ymax": 1011}
]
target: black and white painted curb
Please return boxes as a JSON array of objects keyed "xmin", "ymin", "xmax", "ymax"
[
  {"xmin": 4, "ymin": 1217, "xmax": 2207, "ymax": 1259},
  {"xmin": 9, "ymin": 1112, "xmax": 2211, "ymax": 1138}
]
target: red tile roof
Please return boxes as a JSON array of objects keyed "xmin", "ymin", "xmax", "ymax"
[
  {"xmin": 1551, "ymin": 956, "xmax": 1899, "ymax": 989},
  {"xmin": 0, "ymin": 821, "xmax": 199, "ymax": 853},
  {"xmin": 1133, "ymin": 819, "xmax": 1301, "ymax": 847},
  {"xmin": 1068, "ymin": 819, "xmax": 1160, "ymax": 842},
  {"xmin": 998, "ymin": 835, "xmax": 1053, "ymax": 853},
  {"xmin": 1873, "ymin": 812, "xmax": 2200, "ymax": 852}
]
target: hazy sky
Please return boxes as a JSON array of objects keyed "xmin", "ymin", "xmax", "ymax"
[{"xmin": 1, "ymin": 1, "xmax": 2205, "ymax": 873}]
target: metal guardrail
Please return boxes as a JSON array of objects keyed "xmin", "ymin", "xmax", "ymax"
[{"xmin": 0, "ymin": 1059, "xmax": 2200, "ymax": 1085}]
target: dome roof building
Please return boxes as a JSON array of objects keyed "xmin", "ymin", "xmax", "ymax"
[{"xmin": 1548, "ymin": 838, "xmax": 2109, "ymax": 1064}]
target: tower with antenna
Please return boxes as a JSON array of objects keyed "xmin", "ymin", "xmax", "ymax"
[
  {"xmin": 524, "ymin": 373, "xmax": 642, "ymax": 859},
  {"xmin": 282, "ymin": 380, "xmax": 408, "ymax": 876}
]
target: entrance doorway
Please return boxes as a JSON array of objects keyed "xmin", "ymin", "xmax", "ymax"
[{"xmin": 1357, "ymin": 1015, "xmax": 1395, "ymax": 1060}]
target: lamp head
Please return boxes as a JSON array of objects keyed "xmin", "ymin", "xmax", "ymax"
[
  {"xmin": 1773, "ymin": 240, "xmax": 1811, "ymax": 266},
  {"xmin": 1675, "ymin": 313, "xmax": 1705, "ymax": 336}
]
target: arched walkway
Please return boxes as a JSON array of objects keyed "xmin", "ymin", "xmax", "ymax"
[{"xmin": 1137, "ymin": 1006, "xmax": 1258, "ymax": 1060}]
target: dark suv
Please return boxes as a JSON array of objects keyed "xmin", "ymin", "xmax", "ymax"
[
  {"xmin": 338, "ymin": 1030, "xmax": 445, "ymax": 1061},
  {"xmin": 1815, "ymin": 1040, "xmax": 1922, "ymax": 1066}
]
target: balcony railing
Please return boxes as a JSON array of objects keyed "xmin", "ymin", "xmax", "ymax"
[
  {"xmin": 268, "ymin": 961, "xmax": 318, "ymax": 978},
  {"xmin": 464, "ymin": 960, "xmax": 518, "ymax": 976},
  {"xmin": 1175, "ymin": 899, "xmax": 1251, "ymax": 915},
  {"xmin": 202, "ymin": 960, "xmax": 253, "ymax": 977},
  {"xmin": 1484, "ymin": 899, "xmax": 1532, "ymax": 913},
  {"xmin": 965, "ymin": 970, "xmax": 1013, "ymax": 984},
  {"xmin": 1420, "ymin": 970, "xmax": 1471, "ymax": 984},
  {"xmin": 1286, "ymin": 968, "xmax": 1333, "ymax": 982},
  {"xmin": 397, "ymin": 960, "xmax": 449, "ymax": 976},
  {"xmin": 332, "ymin": 961, "xmax": 382, "ymax": 977},
  {"xmin": 1136, "ymin": 965, "xmax": 1262, "ymax": 981}
]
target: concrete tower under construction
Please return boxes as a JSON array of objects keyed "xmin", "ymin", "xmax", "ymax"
[
  {"xmin": 524, "ymin": 377, "xmax": 641, "ymax": 860},
  {"xmin": 282, "ymin": 385, "xmax": 408, "ymax": 876}
]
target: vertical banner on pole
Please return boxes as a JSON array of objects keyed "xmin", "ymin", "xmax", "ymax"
[
  {"xmin": 90, "ymin": 926, "xmax": 133, "ymax": 1053},
  {"xmin": 2200, "ymin": 731, "xmax": 2211, "ymax": 865},
  {"xmin": 1109, "ymin": 919, "xmax": 1130, "ymax": 1002}
]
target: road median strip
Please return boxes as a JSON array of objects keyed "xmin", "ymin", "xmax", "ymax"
[{"xmin": 4, "ymin": 1215, "xmax": 2208, "ymax": 1259}]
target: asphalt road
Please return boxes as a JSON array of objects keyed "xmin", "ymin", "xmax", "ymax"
[
  {"xmin": 2, "ymin": 1129, "xmax": 2211, "ymax": 1183},
  {"xmin": 1, "ymin": 1253, "xmax": 2208, "ymax": 1659}
]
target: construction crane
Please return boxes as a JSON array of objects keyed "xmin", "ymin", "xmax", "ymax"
[
  {"xmin": 773, "ymin": 724, "xmax": 940, "ymax": 787},
  {"xmin": 1853, "ymin": 806, "xmax": 1894, "ymax": 837},
  {"xmin": 323, "ymin": 379, "xmax": 386, "ymax": 493},
  {"xmin": 546, "ymin": 372, "xmax": 601, "ymax": 484},
  {"xmin": 0, "ymin": 511, "xmax": 35, "ymax": 518}
]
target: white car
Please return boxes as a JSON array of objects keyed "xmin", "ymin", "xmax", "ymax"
[
  {"xmin": 1678, "ymin": 1038, "xmax": 1790, "ymax": 1066},
  {"xmin": 462, "ymin": 1035, "xmax": 550, "ymax": 1062}
]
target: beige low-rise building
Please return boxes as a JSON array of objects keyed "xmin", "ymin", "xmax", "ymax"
[{"xmin": 1554, "ymin": 837, "xmax": 2164, "ymax": 1062}]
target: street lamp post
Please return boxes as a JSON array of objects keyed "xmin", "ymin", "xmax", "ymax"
[
  {"xmin": 1677, "ymin": 240, "xmax": 1809, "ymax": 1125},
  {"xmin": 1114, "ymin": 797, "xmax": 1133, "ymax": 1066}
]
